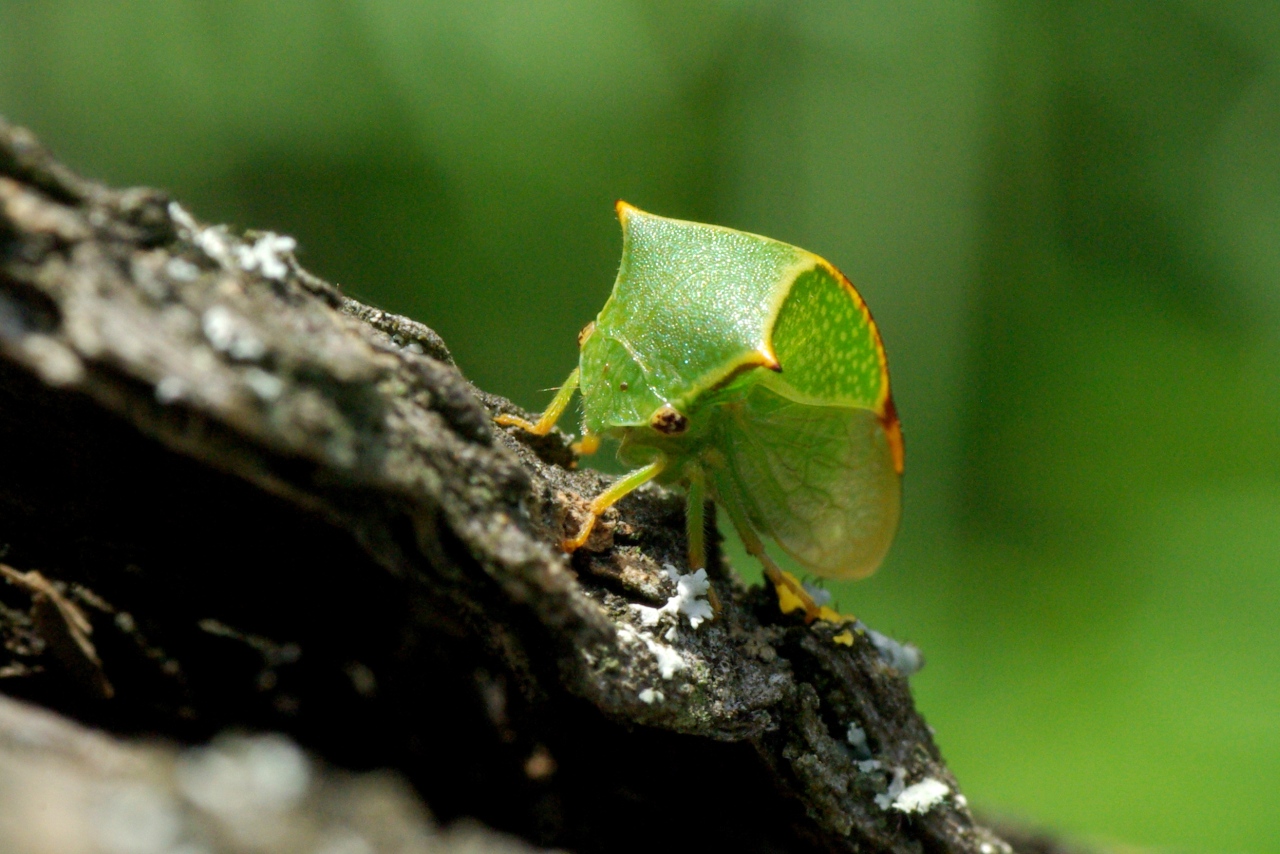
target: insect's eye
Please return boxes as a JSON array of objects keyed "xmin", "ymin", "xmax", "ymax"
[
  {"xmin": 649, "ymin": 404, "xmax": 689, "ymax": 436},
  {"xmin": 577, "ymin": 321, "xmax": 596, "ymax": 348}
]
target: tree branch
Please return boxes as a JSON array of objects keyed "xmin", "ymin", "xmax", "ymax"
[{"xmin": 0, "ymin": 115, "xmax": 1044, "ymax": 853}]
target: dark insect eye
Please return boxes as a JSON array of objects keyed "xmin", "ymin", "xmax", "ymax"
[{"xmin": 649, "ymin": 404, "xmax": 689, "ymax": 435}]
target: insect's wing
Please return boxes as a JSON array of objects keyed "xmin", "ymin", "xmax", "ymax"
[{"xmin": 710, "ymin": 384, "xmax": 901, "ymax": 580}]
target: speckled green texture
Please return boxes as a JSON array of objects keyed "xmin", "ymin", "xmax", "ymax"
[
  {"xmin": 580, "ymin": 206, "xmax": 805, "ymax": 434},
  {"xmin": 768, "ymin": 266, "xmax": 885, "ymax": 410}
]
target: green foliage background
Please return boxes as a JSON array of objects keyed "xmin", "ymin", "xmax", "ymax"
[{"xmin": 3, "ymin": 3, "xmax": 1277, "ymax": 850}]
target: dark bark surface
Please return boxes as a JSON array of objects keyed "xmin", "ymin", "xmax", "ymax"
[{"xmin": 0, "ymin": 116, "xmax": 1053, "ymax": 854}]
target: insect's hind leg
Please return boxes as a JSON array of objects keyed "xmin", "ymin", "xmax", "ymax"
[
  {"xmin": 719, "ymin": 493, "xmax": 825, "ymax": 623},
  {"xmin": 561, "ymin": 457, "xmax": 666, "ymax": 552}
]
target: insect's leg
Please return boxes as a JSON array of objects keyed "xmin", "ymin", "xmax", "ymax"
[
  {"xmin": 719, "ymin": 494, "xmax": 823, "ymax": 623},
  {"xmin": 685, "ymin": 466, "xmax": 707, "ymax": 571},
  {"xmin": 562, "ymin": 457, "xmax": 666, "ymax": 552},
  {"xmin": 683, "ymin": 466, "xmax": 722, "ymax": 615},
  {"xmin": 572, "ymin": 432, "xmax": 601, "ymax": 457},
  {"xmin": 494, "ymin": 367, "xmax": 580, "ymax": 435}
]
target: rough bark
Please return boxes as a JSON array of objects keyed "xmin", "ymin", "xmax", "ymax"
[
  {"xmin": 0, "ymin": 692, "xmax": 545, "ymax": 854},
  {"xmin": 0, "ymin": 115, "xmax": 1043, "ymax": 854}
]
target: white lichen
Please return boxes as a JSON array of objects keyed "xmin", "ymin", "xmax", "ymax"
[
  {"xmin": 168, "ymin": 202, "xmax": 202, "ymax": 240},
  {"xmin": 629, "ymin": 607, "xmax": 663, "ymax": 627},
  {"xmin": 638, "ymin": 688, "xmax": 663, "ymax": 704},
  {"xmin": 630, "ymin": 565, "xmax": 713, "ymax": 630},
  {"xmin": 617, "ymin": 626, "xmax": 685, "ymax": 680},
  {"xmin": 874, "ymin": 767, "xmax": 950, "ymax": 814},
  {"xmin": 235, "ymin": 232, "xmax": 297, "ymax": 281},
  {"xmin": 865, "ymin": 626, "xmax": 924, "ymax": 676},
  {"xmin": 888, "ymin": 777, "xmax": 950, "ymax": 815},
  {"xmin": 645, "ymin": 638, "xmax": 684, "ymax": 679},
  {"xmin": 194, "ymin": 224, "xmax": 236, "ymax": 268},
  {"xmin": 169, "ymin": 202, "xmax": 296, "ymax": 281},
  {"xmin": 874, "ymin": 766, "xmax": 908, "ymax": 810}
]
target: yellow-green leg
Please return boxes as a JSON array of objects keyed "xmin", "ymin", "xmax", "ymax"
[
  {"xmin": 685, "ymin": 466, "xmax": 707, "ymax": 571},
  {"xmin": 561, "ymin": 457, "xmax": 667, "ymax": 552},
  {"xmin": 684, "ymin": 465, "xmax": 723, "ymax": 616},
  {"xmin": 494, "ymin": 367, "xmax": 580, "ymax": 435},
  {"xmin": 719, "ymin": 492, "xmax": 825, "ymax": 623}
]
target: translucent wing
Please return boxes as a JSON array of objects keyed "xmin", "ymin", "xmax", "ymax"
[{"xmin": 708, "ymin": 384, "xmax": 901, "ymax": 580}]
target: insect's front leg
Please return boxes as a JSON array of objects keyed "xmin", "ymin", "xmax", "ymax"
[
  {"xmin": 494, "ymin": 367, "xmax": 580, "ymax": 435},
  {"xmin": 561, "ymin": 457, "xmax": 666, "ymax": 553}
]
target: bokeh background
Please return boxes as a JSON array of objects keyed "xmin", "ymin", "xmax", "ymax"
[{"xmin": 2, "ymin": 2, "xmax": 1278, "ymax": 850}]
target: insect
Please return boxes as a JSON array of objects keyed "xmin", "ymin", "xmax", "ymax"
[{"xmin": 497, "ymin": 202, "xmax": 902, "ymax": 620}]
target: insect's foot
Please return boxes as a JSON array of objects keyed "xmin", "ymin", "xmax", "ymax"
[
  {"xmin": 494, "ymin": 413, "xmax": 543, "ymax": 434},
  {"xmin": 571, "ymin": 434, "xmax": 601, "ymax": 456},
  {"xmin": 766, "ymin": 567, "xmax": 818, "ymax": 620},
  {"xmin": 769, "ymin": 569, "xmax": 850, "ymax": 625},
  {"xmin": 559, "ymin": 514, "xmax": 598, "ymax": 553}
]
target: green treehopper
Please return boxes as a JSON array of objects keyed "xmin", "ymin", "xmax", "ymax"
[{"xmin": 498, "ymin": 203, "xmax": 903, "ymax": 621}]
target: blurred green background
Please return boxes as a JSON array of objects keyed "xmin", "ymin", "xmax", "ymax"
[{"xmin": 3, "ymin": 2, "xmax": 1278, "ymax": 850}]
